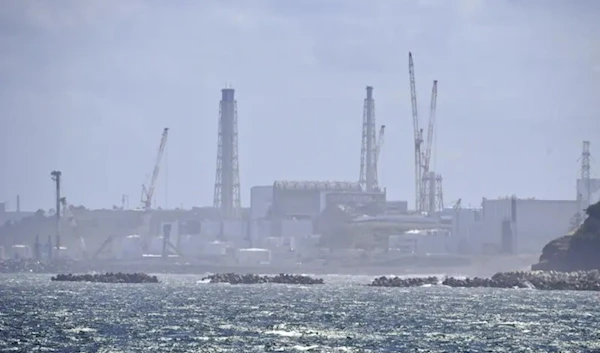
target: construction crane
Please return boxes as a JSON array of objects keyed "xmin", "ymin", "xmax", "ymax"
[
  {"xmin": 423, "ymin": 80, "xmax": 438, "ymax": 180},
  {"xmin": 409, "ymin": 52, "xmax": 424, "ymax": 211},
  {"xmin": 141, "ymin": 128, "xmax": 169, "ymax": 210},
  {"xmin": 60, "ymin": 197, "xmax": 87, "ymax": 258},
  {"xmin": 409, "ymin": 52, "xmax": 439, "ymax": 213}
]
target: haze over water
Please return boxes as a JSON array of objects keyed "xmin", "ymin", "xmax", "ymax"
[{"xmin": 1, "ymin": 274, "xmax": 599, "ymax": 352}]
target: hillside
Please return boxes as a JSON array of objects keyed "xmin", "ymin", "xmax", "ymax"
[{"xmin": 532, "ymin": 200, "xmax": 600, "ymax": 271}]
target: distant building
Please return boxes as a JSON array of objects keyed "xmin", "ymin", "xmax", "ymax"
[{"xmin": 478, "ymin": 197, "xmax": 578, "ymax": 255}]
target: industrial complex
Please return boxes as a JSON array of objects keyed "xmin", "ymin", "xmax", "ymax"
[{"xmin": 0, "ymin": 53, "xmax": 597, "ymax": 272}]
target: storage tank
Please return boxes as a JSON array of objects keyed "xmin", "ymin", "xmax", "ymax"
[
  {"xmin": 202, "ymin": 241, "xmax": 228, "ymax": 256},
  {"xmin": 236, "ymin": 248, "xmax": 271, "ymax": 265}
]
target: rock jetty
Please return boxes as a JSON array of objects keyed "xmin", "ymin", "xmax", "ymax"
[
  {"xmin": 51, "ymin": 272, "xmax": 159, "ymax": 284},
  {"xmin": 369, "ymin": 270, "xmax": 600, "ymax": 291},
  {"xmin": 202, "ymin": 273, "xmax": 324, "ymax": 285},
  {"xmin": 369, "ymin": 276, "xmax": 439, "ymax": 287},
  {"xmin": 532, "ymin": 200, "xmax": 600, "ymax": 271}
]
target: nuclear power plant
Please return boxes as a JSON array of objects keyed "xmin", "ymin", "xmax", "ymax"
[{"xmin": 0, "ymin": 53, "xmax": 597, "ymax": 272}]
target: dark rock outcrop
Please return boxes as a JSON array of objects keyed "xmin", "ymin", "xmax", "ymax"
[
  {"xmin": 369, "ymin": 270, "xmax": 600, "ymax": 291},
  {"xmin": 51, "ymin": 272, "xmax": 159, "ymax": 284},
  {"xmin": 369, "ymin": 276, "xmax": 439, "ymax": 287},
  {"xmin": 202, "ymin": 273, "xmax": 324, "ymax": 285},
  {"xmin": 532, "ymin": 201, "xmax": 600, "ymax": 271}
]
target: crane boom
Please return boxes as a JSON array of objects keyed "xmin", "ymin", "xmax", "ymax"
[
  {"xmin": 423, "ymin": 80, "xmax": 438, "ymax": 177},
  {"xmin": 409, "ymin": 52, "xmax": 423, "ymax": 211},
  {"xmin": 376, "ymin": 125, "xmax": 385, "ymax": 162},
  {"xmin": 142, "ymin": 128, "xmax": 169, "ymax": 210}
]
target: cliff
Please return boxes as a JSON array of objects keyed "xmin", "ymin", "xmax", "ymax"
[{"xmin": 532, "ymin": 200, "xmax": 600, "ymax": 271}]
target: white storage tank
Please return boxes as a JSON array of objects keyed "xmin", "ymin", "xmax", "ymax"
[
  {"xmin": 236, "ymin": 248, "xmax": 271, "ymax": 265},
  {"xmin": 202, "ymin": 241, "xmax": 228, "ymax": 256},
  {"xmin": 11, "ymin": 244, "xmax": 31, "ymax": 259}
]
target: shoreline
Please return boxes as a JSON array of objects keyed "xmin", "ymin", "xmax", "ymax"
[{"xmin": 0, "ymin": 254, "xmax": 540, "ymax": 277}]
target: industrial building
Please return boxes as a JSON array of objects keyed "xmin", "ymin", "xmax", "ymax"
[
  {"xmin": 3, "ymin": 77, "xmax": 595, "ymax": 267},
  {"xmin": 447, "ymin": 197, "xmax": 578, "ymax": 255}
]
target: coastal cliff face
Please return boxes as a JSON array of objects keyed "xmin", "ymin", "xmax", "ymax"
[{"xmin": 532, "ymin": 201, "xmax": 600, "ymax": 271}]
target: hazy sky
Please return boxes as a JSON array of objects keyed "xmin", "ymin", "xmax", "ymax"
[{"xmin": 0, "ymin": 0, "xmax": 598, "ymax": 211}]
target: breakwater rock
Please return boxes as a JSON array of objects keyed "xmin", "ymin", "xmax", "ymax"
[
  {"xmin": 369, "ymin": 276, "xmax": 439, "ymax": 287},
  {"xmin": 203, "ymin": 273, "xmax": 325, "ymax": 285},
  {"xmin": 369, "ymin": 270, "xmax": 600, "ymax": 291},
  {"xmin": 532, "ymin": 200, "xmax": 600, "ymax": 271},
  {"xmin": 51, "ymin": 272, "xmax": 159, "ymax": 284}
]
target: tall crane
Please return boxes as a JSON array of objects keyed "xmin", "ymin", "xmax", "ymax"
[
  {"xmin": 409, "ymin": 52, "xmax": 424, "ymax": 211},
  {"xmin": 423, "ymin": 80, "xmax": 438, "ymax": 179},
  {"xmin": 409, "ymin": 52, "xmax": 439, "ymax": 213},
  {"xmin": 141, "ymin": 128, "xmax": 169, "ymax": 210}
]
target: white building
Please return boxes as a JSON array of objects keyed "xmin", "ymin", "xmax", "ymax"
[{"xmin": 236, "ymin": 248, "xmax": 271, "ymax": 265}]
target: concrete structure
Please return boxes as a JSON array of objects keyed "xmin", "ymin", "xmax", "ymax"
[
  {"xmin": 271, "ymin": 181, "xmax": 360, "ymax": 218},
  {"xmin": 0, "ymin": 201, "xmax": 35, "ymax": 225},
  {"xmin": 200, "ymin": 219, "xmax": 247, "ymax": 241},
  {"xmin": 202, "ymin": 241, "xmax": 228, "ymax": 256},
  {"xmin": 11, "ymin": 244, "xmax": 31, "ymax": 259},
  {"xmin": 385, "ymin": 200, "xmax": 409, "ymax": 214},
  {"xmin": 351, "ymin": 214, "xmax": 452, "ymax": 230},
  {"xmin": 325, "ymin": 191, "xmax": 386, "ymax": 212},
  {"xmin": 236, "ymin": 248, "xmax": 271, "ymax": 265},
  {"xmin": 480, "ymin": 197, "xmax": 579, "ymax": 255},
  {"xmin": 388, "ymin": 230, "xmax": 452, "ymax": 255},
  {"xmin": 250, "ymin": 186, "xmax": 273, "ymax": 220},
  {"xmin": 121, "ymin": 235, "xmax": 144, "ymax": 259},
  {"xmin": 213, "ymin": 87, "xmax": 242, "ymax": 219}
]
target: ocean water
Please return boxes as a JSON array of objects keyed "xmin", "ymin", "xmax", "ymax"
[{"xmin": 1, "ymin": 274, "xmax": 599, "ymax": 352}]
